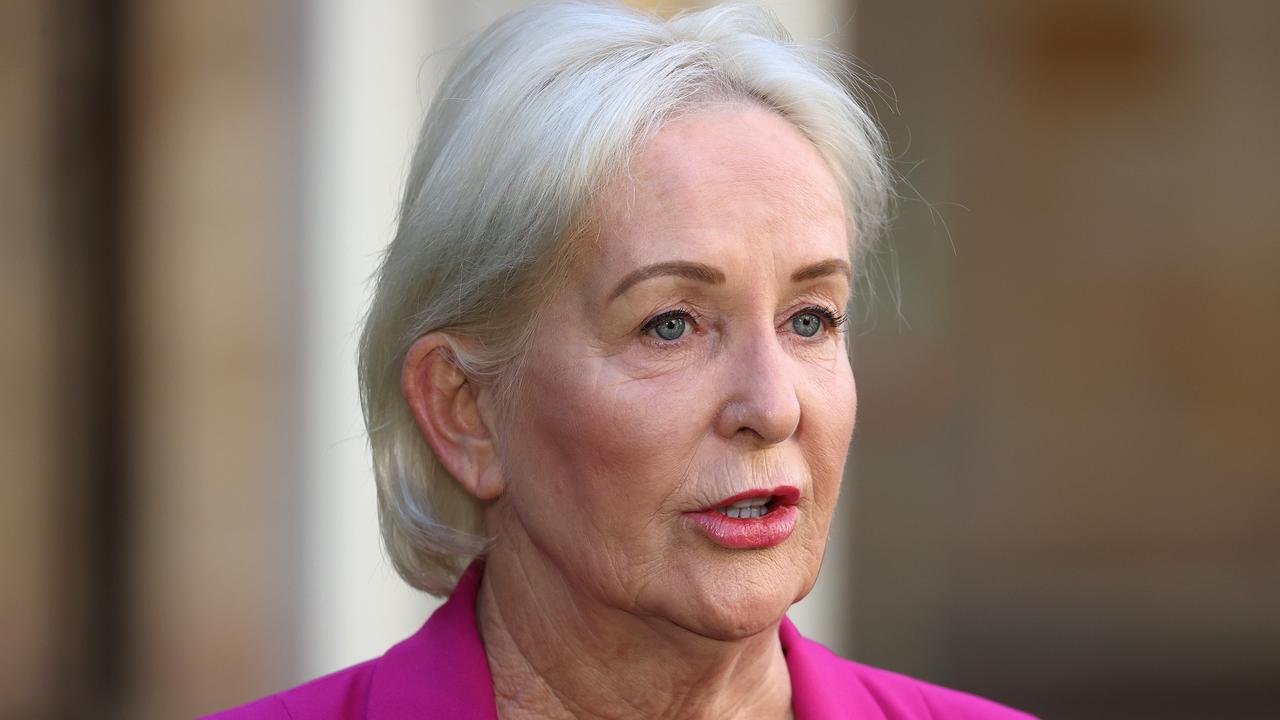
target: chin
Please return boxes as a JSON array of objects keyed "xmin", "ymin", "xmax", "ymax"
[{"xmin": 667, "ymin": 557, "xmax": 813, "ymax": 641}]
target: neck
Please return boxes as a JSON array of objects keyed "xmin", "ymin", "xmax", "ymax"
[{"xmin": 475, "ymin": 546, "xmax": 794, "ymax": 720}]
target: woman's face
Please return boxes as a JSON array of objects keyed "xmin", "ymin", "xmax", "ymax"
[{"xmin": 489, "ymin": 105, "xmax": 856, "ymax": 639}]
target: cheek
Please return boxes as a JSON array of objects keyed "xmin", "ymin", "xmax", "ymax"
[
  {"xmin": 500, "ymin": 353, "xmax": 709, "ymax": 556},
  {"xmin": 805, "ymin": 363, "xmax": 856, "ymax": 513},
  {"xmin": 845, "ymin": 370, "xmax": 858, "ymax": 438}
]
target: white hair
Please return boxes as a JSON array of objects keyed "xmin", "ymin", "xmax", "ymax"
[{"xmin": 358, "ymin": 0, "xmax": 891, "ymax": 595}]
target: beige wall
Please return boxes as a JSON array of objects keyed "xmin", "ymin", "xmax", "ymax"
[
  {"xmin": 123, "ymin": 2, "xmax": 299, "ymax": 717},
  {"xmin": 2, "ymin": 0, "xmax": 61, "ymax": 714}
]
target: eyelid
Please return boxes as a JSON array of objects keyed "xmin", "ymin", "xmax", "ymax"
[
  {"xmin": 790, "ymin": 304, "xmax": 848, "ymax": 333},
  {"xmin": 638, "ymin": 307, "xmax": 704, "ymax": 349},
  {"xmin": 640, "ymin": 307, "xmax": 701, "ymax": 333}
]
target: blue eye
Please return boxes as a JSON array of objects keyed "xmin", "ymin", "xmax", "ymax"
[
  {"xmin": 791, "ymin": 312, "xmax": 823, "ymax": 337},
  {"xmin": 644, "ymin": 312, "xmax": 688, "ymax": 342},
  {"xmin": 791, "ymin": 306, "xmax": 847, "ymax": 338}
]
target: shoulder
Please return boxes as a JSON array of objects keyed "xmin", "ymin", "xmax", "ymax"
[
  {"xmin": 782, "ymin": 622, "xmax": 1038, "ymax": 720},
  {"xmin": 200, "ymin": 658, "xmax": 379, "ymax": 720},
  {"xmin": 203, "ymin": 563, "xmax": 499, "ymax": 720},
  {"xmin": 848, "ymin": 659, "xmax": 1038, "ymax": 720}
]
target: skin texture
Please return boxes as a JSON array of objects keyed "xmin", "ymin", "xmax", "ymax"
[{"xmin": 403, "ymin": 105, "xmax": 857, "ymax": 719}]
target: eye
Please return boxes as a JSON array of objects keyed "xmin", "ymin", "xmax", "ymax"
[
  {"xmin": 642, "ymin": 310, "xmax": 692, "ymax": 342},
  {"xmin": 791, "ymin": 312, "xmax": 823, "ymax": 338},
  {"xmin": 789, "ymin": 305, "xmax": 846, "ymax": 338},
  {"xmin": 653, "ymin": 316, "xmax": 686, "ymax": 341}
]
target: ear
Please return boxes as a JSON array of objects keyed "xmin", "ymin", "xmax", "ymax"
[{"xmin": 401, "ymin": 333, "xmax": 505, "ymax": 500}]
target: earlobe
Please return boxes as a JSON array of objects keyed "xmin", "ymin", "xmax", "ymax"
[{"xmin": 401, "ymin": 334, "xmax": 505, "ymax": 500}]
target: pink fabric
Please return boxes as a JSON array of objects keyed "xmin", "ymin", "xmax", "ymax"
[{"xmin": 204, "ymin": 562, "xmax": 1037, "ymax": 719}]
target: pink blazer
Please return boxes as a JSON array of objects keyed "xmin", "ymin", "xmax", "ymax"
[{"xmin": 205, "ymin": 563, "xmax": 1037, "ymax": 719}]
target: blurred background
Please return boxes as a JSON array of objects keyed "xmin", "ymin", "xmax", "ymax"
[{"xmin": 3, "ymin": 0, "xmax": 1277, "ymax": 718}]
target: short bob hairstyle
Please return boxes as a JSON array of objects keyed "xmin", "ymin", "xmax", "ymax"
[{"xmin": 358, "ymin": 0, "xmax": 891, "ymax": 596}]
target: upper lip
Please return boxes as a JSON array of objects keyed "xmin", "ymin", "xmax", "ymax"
[{"xmin": 695, "ymin": 485, "xmax": 801, "ymax": 512}]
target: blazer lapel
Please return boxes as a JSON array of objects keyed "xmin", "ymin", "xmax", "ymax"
[{"xmin": 366, "ymin": 561, "xmax": 499, "ymax": 719}]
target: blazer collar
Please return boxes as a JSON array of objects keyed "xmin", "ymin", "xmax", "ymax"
[
  {"xmin": 779, "ymin": 614, "xmax": 888, "ymax": 719},
  {"xmin": 366, "ymin": 560, "xmax": 499, "ymax": 719}
]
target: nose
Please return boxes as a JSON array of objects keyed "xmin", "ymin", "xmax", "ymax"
[{"xmin": 713, "ymin": 327, "xmax": 801, "ymax": 445}]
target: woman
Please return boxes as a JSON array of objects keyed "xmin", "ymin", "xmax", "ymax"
[{"xmin": 210, "ymin": 2, "xmax": 1036, "ymax": 718}]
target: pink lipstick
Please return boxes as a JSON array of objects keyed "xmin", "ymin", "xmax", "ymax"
[{"xmin": 684, "ymin": 486, "xmax": 800, "ymax": 549}]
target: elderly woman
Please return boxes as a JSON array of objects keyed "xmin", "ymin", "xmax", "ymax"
[{"xmin": 211, "ymin": 2, "xmax": 1035, "ymax": 719}]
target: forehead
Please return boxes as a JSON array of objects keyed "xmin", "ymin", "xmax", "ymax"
[{"xmin": 587, "ymin": 105, "xmax": 849, "ymax": 272}]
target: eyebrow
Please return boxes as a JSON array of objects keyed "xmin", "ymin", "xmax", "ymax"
[
  {"xmin": 790, "ymin": 258, "xmax": 852, "ymax": 284},
  {"xmin": 606, "ymin": 261, "xmax": 726, "ymax": 303},
  {"xmin": 606, "ymin": 258, "xmax": 852, "ymax": 303}
]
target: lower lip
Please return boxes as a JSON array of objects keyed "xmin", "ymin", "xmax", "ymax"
[{"xmin": 684, "ymin": 505, "xmax": 797, "ymax": 549}]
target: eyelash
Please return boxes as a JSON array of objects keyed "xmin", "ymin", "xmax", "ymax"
[
  {"xmin": 639, "ymin": 305, "xmax": 848, "ymax": 346},
  {"xmin": 800, "ymin": 305, "xmax": 848, "ymax": 332}
]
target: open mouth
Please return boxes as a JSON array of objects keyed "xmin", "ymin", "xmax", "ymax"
[
  {"xmin": 716, "ymin": 497, "xmax": 773, "ymax": 519},
  {"xmin": 684, "ymin": 486, "xmax": 801, "ymax": 549},
  {"xmin": 706, "ymin": 486, "xmax": 801, "ymax": 519}
]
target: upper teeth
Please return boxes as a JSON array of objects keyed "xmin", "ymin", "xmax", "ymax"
[{"xmin": 718, "ymin": 497, "xmax": 771, "ymax": 519}]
